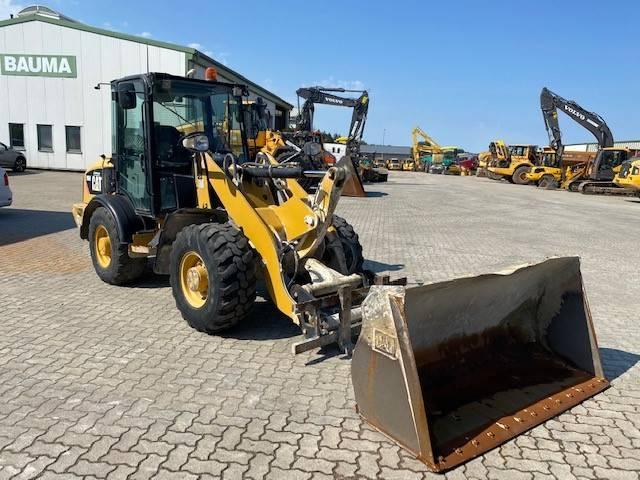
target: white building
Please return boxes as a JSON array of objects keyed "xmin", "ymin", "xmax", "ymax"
[
  {"xmin": 0, "ymin": 6, "xmax": 292, "ymax": 170},
  {"xmin": 564, "ymin": 140, "xmax": 640, "ymax": 153}
]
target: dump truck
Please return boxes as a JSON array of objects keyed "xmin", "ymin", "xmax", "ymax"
[
  {"xmin": 477, "ymin": 140, "xmax": 509, "ymax": 179},
  {"xmin": 73, "ymin": 71, "xmax": 609, "ymax": 473},
  {"xmin": 487, "ymin": 144, "xmax": 538, "ymax": 184}
]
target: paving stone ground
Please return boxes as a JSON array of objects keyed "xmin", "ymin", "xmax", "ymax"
[{"xmin": 0, "ymin": 169, "xmax": 638, "ymax": 480}]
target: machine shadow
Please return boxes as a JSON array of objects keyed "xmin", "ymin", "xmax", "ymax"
[
  {"xmin": 364, "ymin": 259, "xmax": 405, "ymax": 273},
  {"xmin": 6, "ymin": 169, "xmax": 42, "ymax": 177},
  {"xmin": 600, "ymin": 348, "xmax": 639, "ymax": 381},
  {"xmin": 0, "ymin": 209, "xmax": 76, "ymax": 246},
  {"xmin": 223, "ymin": 299, "xmax": 301, "ymax": 341},
  {"xmin": 363, "ymin": 191, "xmax": 388, "ymax": 198}
]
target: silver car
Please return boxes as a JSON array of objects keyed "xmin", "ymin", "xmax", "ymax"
[
  {"xmin": 0, "ymin": 167, "xmax": 12, "ymax": 207},
  {"xmin": 0, "ymin": 143, "xmax": 26, "ymax": 172}
]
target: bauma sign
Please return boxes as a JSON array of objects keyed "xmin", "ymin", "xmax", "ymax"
[{"xmin": 0, "ymin": 54, "xmax": 77, "ymax": 78}]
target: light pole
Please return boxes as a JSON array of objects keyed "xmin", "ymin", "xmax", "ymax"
[{"xmin": 382, "ymin": 129, "xmax": 386, "ymax": 146}]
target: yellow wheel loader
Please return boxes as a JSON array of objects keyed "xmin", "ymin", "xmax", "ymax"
[
  {"xmin": 614, "ymin": 157, "xmax": 640, "ymax": 193},
  {"xmin": 73, "ymin": 72, "xmax": 608, "ymax": 473},
  {"xmin": 487, "ymin": 144, "xmax": 538, "ymax": 184},
  {"xmin": 526, "ymin": 149, "xmax": 596, "ymax": 188}
]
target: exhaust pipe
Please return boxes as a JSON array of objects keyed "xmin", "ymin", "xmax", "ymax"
[{"xmin": 351, "ymin": 257, "xmax": 608, "ymax": 472}]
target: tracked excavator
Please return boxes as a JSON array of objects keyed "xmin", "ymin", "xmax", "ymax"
[
  {"xmin": 72, "ymin": 71, "xmax": 609, "ymax": 473},
  {"xmin": 295, "ymin": 86, "xmax": 388, "ymax": 195},
  {"xmin": 540, "ymin": 87, "xmax": 634, "ymax": 194}
]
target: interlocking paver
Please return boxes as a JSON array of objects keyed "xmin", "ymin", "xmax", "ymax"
[{"xmin": 1, "ymin": 170, "xmax": 639, "ymax": 479}]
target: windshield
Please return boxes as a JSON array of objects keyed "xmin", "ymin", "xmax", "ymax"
[
  {"xmin": 152, "ymin": 79, "xmax": 247, "ymax": 161},
  {"xmin": 541, "ymin": 153, "xmax": 557, "ymax": 167}
]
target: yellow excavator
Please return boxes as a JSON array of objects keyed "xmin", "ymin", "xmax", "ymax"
[
  {"xmin": 72, "ymin": 71, "xmax": 608, "ymax": 473},
  {"xmin": 409, "ymin": 127, "xmax": 438, "ymax": 172}
]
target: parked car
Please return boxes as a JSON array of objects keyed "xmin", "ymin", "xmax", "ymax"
[
  {"xmin": 0, "ymin": 167, "xmax": 12, "ymax": 207},
  {"xmin": 0, "ymin": 143, "xmax": 26, "ymax": 172}
]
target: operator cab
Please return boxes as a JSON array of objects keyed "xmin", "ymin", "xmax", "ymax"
[
  {"xmin": 592, "ymin": 148, "xmax": 630, "ymax": 180},
  {"xmin": 112, "ymin": 73, "xmax": 249, "ymax": 217}
]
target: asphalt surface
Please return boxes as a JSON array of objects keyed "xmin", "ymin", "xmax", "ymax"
[{"xmin": 0, "ymin": 170, "xmax": 638, "ymax": 479}]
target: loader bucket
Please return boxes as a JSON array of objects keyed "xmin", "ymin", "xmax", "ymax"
[
  {"xmin": 352, "ymin": 257, "xmax": 608, "ymax": 472},
  {"xmin": 337, "ymin": 156, "xmax": 367, "ymax": 197}
]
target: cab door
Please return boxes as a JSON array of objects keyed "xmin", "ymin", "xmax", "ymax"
[{"xmin": 113, "ymin": 79, "xmax": 153, "ymax": 214}]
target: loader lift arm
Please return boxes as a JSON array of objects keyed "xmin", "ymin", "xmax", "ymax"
[{"xmin": 540, "ymin": 87, "xmax": 614, "ymax": 162}]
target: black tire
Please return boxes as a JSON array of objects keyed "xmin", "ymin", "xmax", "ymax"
[
  {"xmin": 328, "ymin": 215, "xmax": 364, "ymax": 275},
  {"xmin": 13, "ymin": 156, "xmax": 26, "ymax": 172},
  {"xmin": 170, "ymin": 223, "xmax": 257, "ymax": 334},
  {"xmin": 512, "ymin": 165, "xmax": 531, "ymax": 185},
  {"xmin": 538, "ymin": 175, "xmax": 553, "ymax": 189},
  {"xmin": 88, "ymin": 207, "xmax": 146, "ymax": 285}
]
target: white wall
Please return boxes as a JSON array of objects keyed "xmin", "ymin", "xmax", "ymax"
[{"xmin": 0, "ymin": 20, "xmax": 185, "ymax": 170}]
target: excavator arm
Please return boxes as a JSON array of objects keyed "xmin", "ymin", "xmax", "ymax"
[
  {"xmin": 296, "ymin": 87, "xmax": 369, "ymax": 155},
  {"xmin": 540, "ymin": 87, "xmax": 614, "ymax": 161},
  {"xmin": 295, "ymin": 86, "xmax": 372, "ymax": 196}
]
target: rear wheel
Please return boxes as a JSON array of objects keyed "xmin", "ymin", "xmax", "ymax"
[
  {"xmin": 170, "ymin": 223, "xmax": 257, "ymax": 334},
  {"xmin": 512, "ymin": 165, "xmax": 531, "ymax": 185},
  {"xmin": 88, "ymin": 207, "xmax": 146, "ymax": 285},
  {"xmin": 13, "ymin": 157, "xmax": 25, "ymax": 172}
]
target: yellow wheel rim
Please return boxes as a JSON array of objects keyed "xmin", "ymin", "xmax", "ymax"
[
  {"xmin": 94, "ymin": 225, "xmax": 112, "ymax": 268},
  {"xmin": 179, "ymin": 251, "xmax": 209, "ymax": 309}
]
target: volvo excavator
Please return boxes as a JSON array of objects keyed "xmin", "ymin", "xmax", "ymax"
[
  {"xmin": 72, "ymin": 71, "xmax": 609, "ymax": 473},
  {"xmin": 540, "ymin": 87, "xmax": 634, "ymax": 195},
  {"xmin": 294, "ymin": 86, "xmax": 388, "ymax": 195}
]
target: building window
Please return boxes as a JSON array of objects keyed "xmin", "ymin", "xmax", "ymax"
[
  {"xmin": 37, "ymin": 124, "xmax": 53, "ymax": 152},
  {"xmin": 65, "ymin": 126, "xmax": 81, "ymax": 153},
  {"xmin": 9, "ymin": 123, "xmax": 24, "ymax": 150}
]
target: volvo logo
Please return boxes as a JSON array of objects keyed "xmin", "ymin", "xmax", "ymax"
[{"xmin": 564, "ymin": 105, "xmax": 585, "ymax": 121}]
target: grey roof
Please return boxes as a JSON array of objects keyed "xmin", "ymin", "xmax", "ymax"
[
  {"xmin": 361, "ymin": 144, "xmax": 412, "ymax": 155},
  {"xmin": 0, "ymin": 10, "xmax": 293, "ymax": 110}
]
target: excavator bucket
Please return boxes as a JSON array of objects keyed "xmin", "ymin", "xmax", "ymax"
[
  {"xmin": 338, "ymin": 156, "xmax": 367, "ymax": 197},
  {"xmin": 352, "ymin": 257, "xmax": 608, "ymax": 472}
]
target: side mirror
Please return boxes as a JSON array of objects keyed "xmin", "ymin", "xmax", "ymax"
[
  {"xmin": 182, "ymin": 132, "xmax": 209, "ymax": 152},
  {"xmin": 117, "ymin": 82, "xmax": 137, "ymax": 110}
]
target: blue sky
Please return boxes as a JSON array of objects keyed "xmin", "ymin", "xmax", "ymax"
[{"xmin": 6, "ymin": 0, "xmax": 640, "ymax": 151}]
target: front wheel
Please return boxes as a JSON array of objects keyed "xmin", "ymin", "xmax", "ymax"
[
  {"xmin": 323, "ymin": 215, "xmax": 364, "ymax": 275},
  {"xmin": 512, "ymin": 165, "xmax": 531, "ymax": 185},
  {"xmin": 170, "ymin": 223, "xmax": 257, "ymax": 334},
  {"xmin": 538, "ymin": 175, "xmax": 553, "ymax": 189}
]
